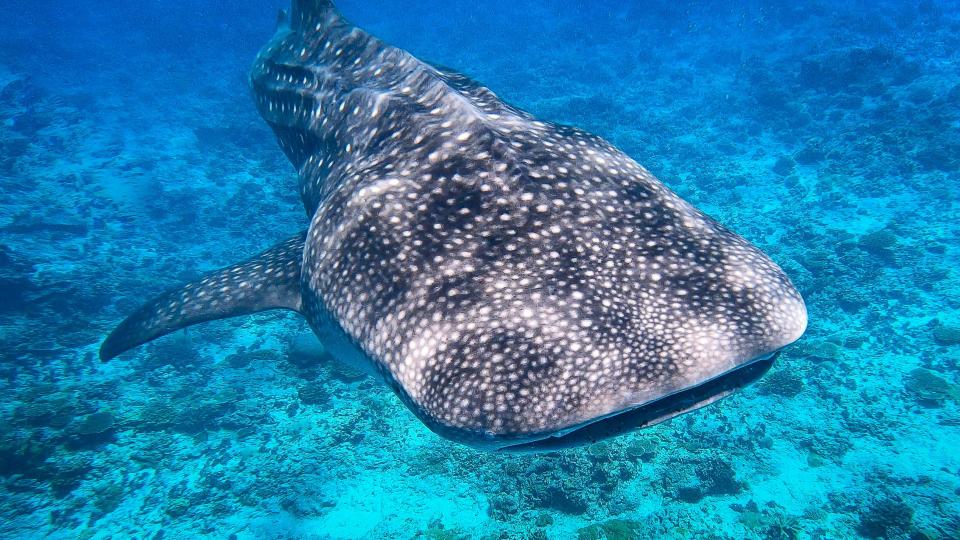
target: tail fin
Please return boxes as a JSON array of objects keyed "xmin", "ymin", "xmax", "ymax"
[{"xmin": 99, "ymin": 232, "xmax": 307, "ymax": 361}]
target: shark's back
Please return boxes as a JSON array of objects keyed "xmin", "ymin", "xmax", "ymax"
[{"xmin": 253, "ymin": 2, "xmax": 517, "ymax": 208}]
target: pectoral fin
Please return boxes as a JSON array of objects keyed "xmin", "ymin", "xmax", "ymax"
[{"xmin": 99, "ymin": 232, "xmax": 307, "ymax": 361}]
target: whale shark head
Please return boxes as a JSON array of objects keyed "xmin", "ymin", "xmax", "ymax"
[{"xmin": 385, "ymin": 198, "xmax": 808, "ymax": 451}]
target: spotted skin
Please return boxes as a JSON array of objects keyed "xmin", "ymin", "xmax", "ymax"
[
  {"xmin": 101, "ymin": 0, "xmax": 807, "ymax": 450},
  {"xmin": 100, "ymin": 233, "xmax": 306, "ymax": 360}
]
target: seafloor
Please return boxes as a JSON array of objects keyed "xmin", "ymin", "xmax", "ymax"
[{"xmin": 1, "ymin": 1, "xmax": 958, "ymax": 538}]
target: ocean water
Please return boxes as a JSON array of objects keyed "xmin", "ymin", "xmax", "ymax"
[{"xmin": 1, "ymin": 0, "xmax": 958, "ymax": 538}]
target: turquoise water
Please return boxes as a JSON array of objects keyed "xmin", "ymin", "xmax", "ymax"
[{"xmin": 1, "ymin": 0, "xmax": 958, "ymax": 538}]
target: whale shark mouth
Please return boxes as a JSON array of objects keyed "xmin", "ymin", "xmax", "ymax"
[{"xmin": 498, "ymin": 352, "xmax": 778, "ymax": 452}]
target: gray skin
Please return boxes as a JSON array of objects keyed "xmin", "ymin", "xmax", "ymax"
[{"xmin": 101, "ymin": 0, "xmax": 807, "ymax": 451}]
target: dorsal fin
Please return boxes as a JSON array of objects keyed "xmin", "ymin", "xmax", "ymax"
[
  {"xmin": 99, "ymin": 232, "xmax": 307, "ymax": 361},
  {"xmin": 291, "ymin": 0, "xmax": 340, "ymax": 31}
]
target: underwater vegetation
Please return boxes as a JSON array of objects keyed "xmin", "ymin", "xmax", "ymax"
[{"xmin": 1, "ymin": 0, "xmax": 959, "ymax": 538}]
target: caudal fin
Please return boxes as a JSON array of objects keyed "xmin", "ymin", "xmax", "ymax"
[{"xmin": 99, "ymin": 232, "xmax": 307, "ymax": 361}]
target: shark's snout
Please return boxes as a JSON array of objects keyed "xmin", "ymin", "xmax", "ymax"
[
  {"xmin": 771, "ymin": 291, "xmax": 808, "ymax": 352},
  {"xmin": 489, "ymin": 291, "xmax": 806, "ymax": 453},
  {"xmin": 407, "ymin": 236, "xmax": 809, "ymax": 452}
]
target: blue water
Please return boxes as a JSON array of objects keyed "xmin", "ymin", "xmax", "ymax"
[{"xmin": 2, "ymin": 0, "xmax": 958, "ymax": 538}]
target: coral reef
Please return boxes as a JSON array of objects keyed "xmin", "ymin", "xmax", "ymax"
[
  {"xmin": 905, "ymin": 368, "xmax": 960, "ymax": 407},
  {"xmin": 576, "ymin": 519, "xmax": 641, "ymax": 540},
  {"xmin": 932, "ymin": 319, "xmax": 960, "ymax": 346},
  {"xmin": 856, "ymin": 495, "xmax": 915, "ymax": 539},
  {"xmin": 756, "ymin": 369, "xmax": 805, "ymax": 398}
]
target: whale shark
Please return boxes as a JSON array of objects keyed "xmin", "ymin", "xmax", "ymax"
[{"xmin": 100, "ymin": 0, "xmax": 807, "ymax": 451}]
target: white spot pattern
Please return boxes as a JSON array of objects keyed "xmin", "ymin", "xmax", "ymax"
[{"xmin": 249, "ymin": 1, "xmax": 807, "ymax": 447}]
